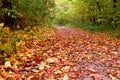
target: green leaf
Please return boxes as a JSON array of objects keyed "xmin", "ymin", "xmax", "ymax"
[{"xmin": 7, "ymin": 12, "xmax": 11, "ymax": 16}]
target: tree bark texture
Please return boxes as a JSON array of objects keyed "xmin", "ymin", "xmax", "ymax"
[{"xmin": 2, "ymin": 0, "xmax": 15, "ymax": 28}]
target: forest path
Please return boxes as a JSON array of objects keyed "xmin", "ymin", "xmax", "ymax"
[
  {"xmin": 54, "ymin": 26, "xmax": 120, "ymax": 80},
  {"xmin": 2, "ymin": 26, "xmax": 119, "ymax": 80}
]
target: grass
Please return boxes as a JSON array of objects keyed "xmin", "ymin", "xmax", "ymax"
[
  {"xmin": 65, "ymin": 22, "xmax": 102, "ymax": 32},
  {"xmin": 64, "ymin": 21, "xmax": 120, "ymax": 39}
]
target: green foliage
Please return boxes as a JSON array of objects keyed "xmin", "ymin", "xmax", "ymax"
[
  {"xmin": 0, "ymin": 25, "xmax": 50, "ymax": 62},
  {"xmin": 66, "ymin": 21, "xmax": 102, "ymax": 32},
  {"xmin": 1, "ymin": 43, "xmax": 13, "ymax": 56},
  {"xmin": 17, "ymin": 0, "xmax": 55, "ymax": 26},
  {"xmin": 2, "ymin": 8, "xmax": 22, "ymax": 19},
  {"xmin": 54, "ymin": 0, "xmax": 120, "ymax": 32},
  {"xmin": 53, "ymin": 0, "xmax": 73, "ymax": 25},
  {"xmin": 0, "ymin": 0, "xmax": 56, "ymax": 27}
]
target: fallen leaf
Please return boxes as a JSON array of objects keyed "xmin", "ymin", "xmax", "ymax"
[
  {"xmin": 54, "ymin": 70, "xmax": 62, "ymax": 74},
  {"xmin": 6, "ymin": 77, "xmax": 13, "ymax": 80},
  {"xmin": 46, "ymin": 57, "xmax": 58, "ymax": 63},
  {"xmin": 27, "ymin": 76, "xmax": 34, "ymax": 80},
  {"xmin": 68, "ymin": 72, "xmax": 77, "ymax": 78},
  {"xmin": 83, "ymin": 76, "xmax": 95, "ymax": 80},
  {"xmin": 38, "ymin": 62, "xmax": 46, "ymax": 70},
  {"xmin": 26, "ymin": 53, "xmax": 32, "ymax": 58},
  {"xmin": 109, "ymin": 74, "xmax": 116, "ymax": 80},
  {"xmin": 35, "ymin": 58, "xmax": 41, "ymax": 63},
  {"xmin": 0, "ymin": 76, "xmax": 4, "ymax": 80},
  {"xmin": 12, "ymin": 73, "xmax": 19, "ymax": 79},
  {"xmin": 32, "ymin": 69, "xmax": 39, "ymax": 73},
  {"xmin": 5, "ymin": 61, "xmax": 11, "ymax": 67},
  {"xmin": 63, "ymin": 74, "xmax": 68, "ymax": 80},
  {"xmin": 87, "ymin": 55, "xmax": 92, "ymax": 60},
  {"xmin": 61, "ymin": 66, "xmax": 70, "ymax": 72},
  {"xmin": 89, "ymin": 68, "xmax": 96, "ymax": 72}
]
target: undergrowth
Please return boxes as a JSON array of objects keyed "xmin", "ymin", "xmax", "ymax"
[
  {"xmin": 0, "ymin": 26, "xmax": 55, "ymax": 64},
  {"xmin": 64, "ymin": 22, "xmax": 120, "ymax": 39}
]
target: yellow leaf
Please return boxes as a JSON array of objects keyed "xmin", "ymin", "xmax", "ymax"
[
  {"xmin": 109, "ymin": 74, "xmax": 116, "ymax": 80},
  {"xmin": 20, "ymin": 41, "xmax": 25, "ymax": 46},
  {"xmin": 0, "ymin": 77, "xmax": 4, "ymax": 80},
  {"xmin": 19, "ymin": 53, "xmax": 23, "ymax": 57},
  {"xmin": 14, "ymin": 61, "xmax": 19, "ymax": 65},
  {"xmin": 63, "ymin": 74, "xmax": 68, "ymax": 80},
  {"xmin": 100, "ymin": 59, "xmax": 106, "ymax": 62},
  {"xmin": 26, "ymin": 53, "xmax": 32, "ymax": 58},
  {"xmin": 87, "ymin": 55, "xmax": 92, "ymax": 60},
  {"xmin": 16, "ymin": 42, "xmax": 20, "ymax": 47},
  {"xmin": 27, "ymin": 76, "xmax": 34, "ymax": 80},
  {"xmin": 23, "ymin": 34, "xmax": 28, "ymax": 38},
  {"xmin": 89, "ymin": 68, "xmax": 96, "ymax": 72},
  {"xmin": 97, "ymin": 52, "xmax": 102, "ymax": 55},
  {"xmin": 3, "ymin": 27, "xmax": 10, "ymax": 34},
  {"xmin": 46, "ymin": 57, "xmax": 58, "ymax": 63},
  {"xmin": 54, "ymin": 70, "xmax": 62, "ymax": 74}
]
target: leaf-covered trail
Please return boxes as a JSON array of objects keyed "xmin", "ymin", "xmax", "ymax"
[
  {"xmin": 0, "ymin": 26, "xmax": 120, "ymax": 80},
  {"xmin": 56, "ymin": 27, "xmax": 120, "ymax": 80}
]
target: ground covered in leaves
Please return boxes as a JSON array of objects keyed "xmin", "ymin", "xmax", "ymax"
[{"xmin": 0, "ymin": 26, "xmax": 120, "ymax": 80}]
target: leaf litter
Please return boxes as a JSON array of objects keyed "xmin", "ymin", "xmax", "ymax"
[{"xmin": 0, "ymin": 26, "xmax": 120, "ymax": 80}]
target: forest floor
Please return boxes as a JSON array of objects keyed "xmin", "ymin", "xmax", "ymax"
[{"xmin": 0, "ymin": 26, "xmax": 120, "ymax": 80}]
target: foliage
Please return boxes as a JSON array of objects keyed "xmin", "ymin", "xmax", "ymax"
[
  {"xmin": 0, "ymin": 26, "xmax": 54, "ymax": 65},
  {"xmin": 0, "ymin": 0, "xmax": 120, "ymax": 79},
  {"xmin": 53, "ymin": 0, "xmax": 73, "ymax": 25},
  {"xmin": 18, "ymin": 0, "xmax": 55, "ymax": 26},
  {"xmin": 0, "ymin": 0, "xmax": 56, "ymax": 28},
  {"xmin": 54, "ymin": 0, "xmax": 120, "ymax": 31}
]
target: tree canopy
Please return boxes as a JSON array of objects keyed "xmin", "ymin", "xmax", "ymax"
[
  {"xmin": 0, "ymin": 0, "xmax": 120, "ymax": 30},
  {"xmin": 0, "ymin": 0, "xmax": 55, "ymax": 28},
  {"xmin": 54, "ymin": 0, "xmax": 120, "ymax": 30}
]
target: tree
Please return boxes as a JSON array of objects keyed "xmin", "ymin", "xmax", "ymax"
[
  {"xmin": 2, "ymin": 0, "xmax": 15, "ymax": 28},
  {"xmin": 0, "ymin": 0, "xmax": 56, "ymax": 29}
]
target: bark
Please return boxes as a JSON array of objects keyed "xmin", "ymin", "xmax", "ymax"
[
  {"xmin": 113, "ymin": 0, "xmax": 117, "ymax": 8},
  {"xmin": 2, "ymin": 0, "xmax": 15, "ymax": 28}
]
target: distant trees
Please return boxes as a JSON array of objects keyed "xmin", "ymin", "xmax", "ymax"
[
  {"xmin": 72, "ymin": 0, "xmax": 120, "ymax": 29},
  {"xmin": 54, "ymin": 0, "xmax": 120, "ymax": 30}
]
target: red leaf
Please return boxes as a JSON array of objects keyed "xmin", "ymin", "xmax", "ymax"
[{"xmin": 35, "ymin": 58, "xmax": 41, "ymax": 63}]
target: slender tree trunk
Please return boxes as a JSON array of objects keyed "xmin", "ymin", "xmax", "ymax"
[
  {"xmin": 113, "ymin": 0, "xmax": 116, "ymax": 8},
  {"xmin": 96, "ymin": 1, "xmax": 102, "ymax": 25},
  {"xmin": 2, "ymin": 0, "xmax": 15, "ymax": 28}
]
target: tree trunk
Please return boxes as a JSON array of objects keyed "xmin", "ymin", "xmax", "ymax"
[
  {"xmin": 113, "ymin": 0, "xmax": 117, "ymax": 8},
  {"xmin": 2, "ymin": 0, "xmax": 15, "ymax": 28},
  {"xmin": 96, "ymin": 1, "xmax": 102, "ymax": 25}
]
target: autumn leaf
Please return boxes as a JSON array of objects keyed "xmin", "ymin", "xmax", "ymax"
[
  {"xmin": 0, "ymin": 26, "xmax": 120, "ymax": 79},
  {"xmin": 5, "ymin": 61, "xmax": 11, "ymax": 67},
  {"xmin": 3, "ymin": 27, "xmax": 10, "ymax": 34},
  {"xmin": 35, "ymin": 58, "xmax": 41, "ymax": 63},
  {"xmin": 46, "ymin": 57, "xmax": 58, "ymax": 63},
  {"xmin": 63, "ymin": 74, "xmax": 68, "ymax": 80},
  {"xmin": 109, "ymin": 74, "xmax": 117, "ymax": 80},
  {"xmin": 38, "ymin": 62, "xmax": 46, "ymax": 70}
]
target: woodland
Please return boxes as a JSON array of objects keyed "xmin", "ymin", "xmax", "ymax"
[{"xmin": 0, "ymin": 0, "xmax": 120, "ymax": 80}]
